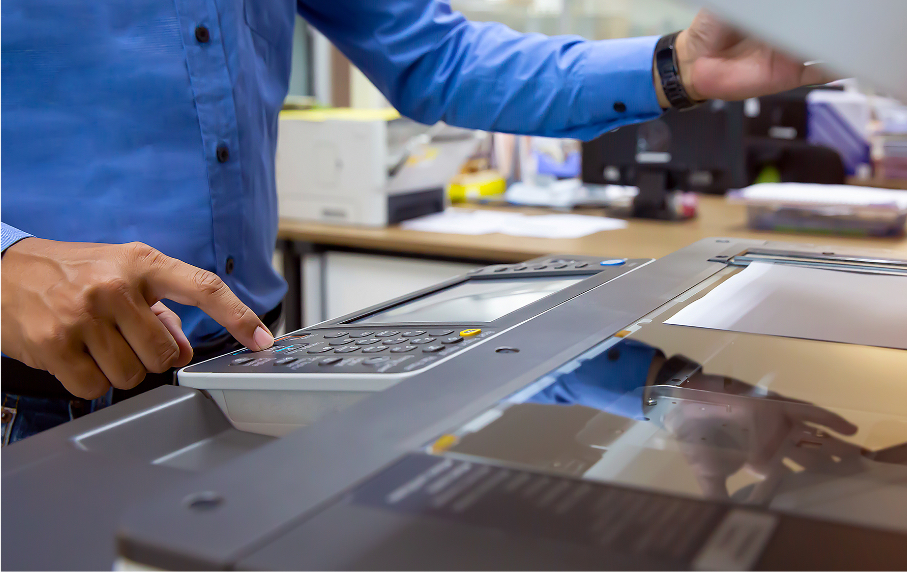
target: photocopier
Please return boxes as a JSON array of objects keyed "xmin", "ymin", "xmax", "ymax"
[{"xmin": 3, "ymin": 1, "xmax": 907, "ymax": 570}]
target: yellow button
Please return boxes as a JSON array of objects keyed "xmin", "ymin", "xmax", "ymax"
[
  {"xmin": 460, "ymin": 328, "xmax": 481, "ymax": 337},
  {"xmin": 431, "ymin": 434, "xmax": 459, "ymax": 453},
  {"xmin": 615, "ymin": 329, "xmax": 632, "ymax": 338}
]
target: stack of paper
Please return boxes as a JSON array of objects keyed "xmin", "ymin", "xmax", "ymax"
[{"xmin": 730, "ymin": 183, "xmax": 907, "ymax": 211}]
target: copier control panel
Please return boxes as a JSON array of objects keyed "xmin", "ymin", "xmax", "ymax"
[{"xmin": 178, "ymin": 255, "xmax": 648, "ymax": 434}]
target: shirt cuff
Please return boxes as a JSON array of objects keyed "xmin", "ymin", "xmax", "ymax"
[
  {"xmin": 1, "ymin": 223, "xmax": 33, "ymax": 253},
  {"xmin": 578, "ymin": 35, "xmax": 664, "ymax": 133}
]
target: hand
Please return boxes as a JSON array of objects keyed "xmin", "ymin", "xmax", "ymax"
[
  {"xmin": 661, "ymin": 377, "xmax": 859, "ymax": 501},
  {"xmin": 660, "ymin": 9, "xmax": 834, "ymax": 105},
  {"xmin": 1, "ymin": 238, "xmax": 274, "ymax": 399}
]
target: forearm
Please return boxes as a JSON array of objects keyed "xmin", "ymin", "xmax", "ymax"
[{"xmin": 299, "ymin": 0, "xmax": 664, "ymax": 140}]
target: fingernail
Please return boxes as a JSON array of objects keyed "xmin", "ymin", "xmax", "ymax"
[{"xmin": 253, "ymin": 326, "xmax": 274, "ymax": 350}]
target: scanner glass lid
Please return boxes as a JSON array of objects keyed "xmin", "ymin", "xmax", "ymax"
[
  {"xmin": 354, "ymin": 275, "xmax": 586, "ymax": 324},
  {"xmin": 429, "ymin": 265, "xmax": 907, "ymax": 533}
]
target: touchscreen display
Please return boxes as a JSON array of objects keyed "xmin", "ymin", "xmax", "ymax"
[{"xmin": 353, "ymin": 276, "xmax": 586, "ymax": 324}]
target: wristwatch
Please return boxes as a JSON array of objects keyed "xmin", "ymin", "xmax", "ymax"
[{"xmin": 654, "ymin": 31, "xmax": 703, "ymax": 110}]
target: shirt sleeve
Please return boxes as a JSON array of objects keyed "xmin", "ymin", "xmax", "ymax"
[
  {"xmin": 526, "ymin": 339, "xmax": 659, "ymax": 420},
  {"xmin": 1, "ymin": 223, "xmax": 33, "ymax": 253},
  {"xmin": 297, "ymin": 0, "xmax": 663, "ymax": 140}
]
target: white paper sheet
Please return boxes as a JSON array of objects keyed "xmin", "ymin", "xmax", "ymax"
[
  {"xmin": 399, "ymin": 209, "xmax": 524, "ymax": 235},
  {"xmin": 400, "ymin": 208, "xmax": 627, "ymax": 238},
  {"xmin": 665, "ymin": 261, "xmax": 907, "ymax": 350}
]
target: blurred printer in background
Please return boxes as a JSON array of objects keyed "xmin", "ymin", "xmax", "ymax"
[{"xmin": 276, "ymin": 109, "xmax": 482, "ymax": 227}]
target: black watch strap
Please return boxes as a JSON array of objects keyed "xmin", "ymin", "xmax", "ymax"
[{"xmin": 655, "ymin": 31, "xmax": 702, "ymax": 110}]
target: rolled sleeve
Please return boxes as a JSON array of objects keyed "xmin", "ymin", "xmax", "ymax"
[
  {"xmin": 300, "ymin": 0, "xmax": 664, "ymax": 141},
  {"xmin": 1, "ymin": 223, "xmax": 33, "ymax": 253}
]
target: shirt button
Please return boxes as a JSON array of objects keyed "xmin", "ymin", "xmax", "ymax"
[
  {"xmin": 195, "ymin": 26, "xmax": 210, "ymax": 43},
  {"xmin": 225, "ymin": 256, "xmax": 235, "ymax": 274},
  {"xmin": 613, "ymin": 102, "xmax": 627, "ymax": 113},
  {"xmin": 216, "ymin": 144, "xmax": 230, "ymax": 163}
]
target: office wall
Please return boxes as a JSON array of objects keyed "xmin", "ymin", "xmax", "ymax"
[
  {"xmin": 288, "ymin": 15, "xmax": 311, "ymax": 97},
  {"xmin": 450, "ymin": 0, "xmax": 696, "ymax": 39}
]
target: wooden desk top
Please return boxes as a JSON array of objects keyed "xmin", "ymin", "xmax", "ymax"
[{"xmin": 278, "ymin": 195, "xmax": 907, "ymax": 263}]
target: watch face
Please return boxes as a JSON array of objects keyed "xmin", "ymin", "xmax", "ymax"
[{"xmin": 637, "ymin": 119, "xmax": 672, "ymax": 154}]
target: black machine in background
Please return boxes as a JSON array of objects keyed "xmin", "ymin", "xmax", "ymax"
[{"xmin": 582, "ymin": 86, "xmax": 846, "ymax": 220}]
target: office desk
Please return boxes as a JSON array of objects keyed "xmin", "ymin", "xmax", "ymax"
[{"xmin": 277, "ymin": 194, "xmax": 907, "ymax": 330}]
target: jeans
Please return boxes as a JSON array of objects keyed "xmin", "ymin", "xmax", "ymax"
[{"xmin": 1, "ymin": 391, "xmax": 112, "ymax": 446}]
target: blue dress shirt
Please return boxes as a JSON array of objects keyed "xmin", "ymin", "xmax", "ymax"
[
  {"xmin": 1, "ymin": 0, "xmax": 662, "ymax": 344},
  {"xmin": 527, "ymin": 338, "xmax": 659, "ymax": 420}
]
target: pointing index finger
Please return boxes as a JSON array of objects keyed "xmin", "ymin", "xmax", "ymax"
[{"xmin": 141, "ymin": 255, "xmax": 273, "ymax": 351}]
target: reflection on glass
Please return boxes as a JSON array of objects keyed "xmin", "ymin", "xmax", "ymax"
[
  {"xmin": 435, "ymin": 271, "xmax": 907, "ymax": 533},
  {"xmin": 354, "ymin": 276, "xmax": 585, "ymax": 324}
]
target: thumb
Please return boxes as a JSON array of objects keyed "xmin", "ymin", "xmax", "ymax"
[{"xmin": 799, "ymin": 62, "xmax": 841, "ymax": 88}]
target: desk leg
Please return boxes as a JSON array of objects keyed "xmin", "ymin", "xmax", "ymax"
[{"xmin": 280, "ymin": 239, "xmax": 304, "ymax": 332}]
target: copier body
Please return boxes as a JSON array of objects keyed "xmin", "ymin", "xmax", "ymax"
[{"xmin": 4, "ymin": 238, "xmax": 907, "ymax": 570}]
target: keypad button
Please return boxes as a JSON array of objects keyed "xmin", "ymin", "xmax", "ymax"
[
  {"xmin": 231, "ymin": 357, "xmax": 253, "ymax": 365},
  {"xmin": 410, "ymin": 337, "xmax": 435, "ymax": 345},
  {"xmin": 274, "ymin": 357, "xmax": 298, "ymax": 365},
  {"xmin": 323, "ymin": 332, "xmax": 348, "ymax": 338},
  {"xmin": 402, "ymin": 331, "xmax": 426, "ymax": 337},
  {"xmin": 441, "ymin": 336, "xmax": 464, "ymax": 345},
  {"xmin": 355, "ymin": 338, "xmax": 381, "ymax": 346},
  {"xmin": 319, "ymin": 357, "xmax": 342, "ymax": 366},
  {"xmin": 333, "ymin": 346, "xmax": 358, "ymax": 354},
  {"xmin": 423, "ymin": 345, "xmax": 445, "ymax": 353},
  {"xmin": 362, "ymin": 346, "xmax": 387, "ymax": 353},
  {"xmin": 430, "ymin": 329, "xmax": 455, "ymax": 336},
  {"xmin": 274, "ymin": 345, "xmax": 299, "ymax": 353},
  {"xmin": 494, "ymin": 267, "xmax": 508, "ymax": 272},
  {"xmin": 363, "ymin": 356, "xmax": 390, "ymax": 365},
  {"xmin": 390, "ymin": 345, "xmax": 417, "ymax": 353},
  {"xmin": 533, "ymin": 265, "xmax": 548, "ymax": 270},
  {"xmin": 552, "ymin": 264, "xmax": 568, "ymax": 269},
  {"xmin": 513, "ymin": 266, "xmax": 527, "ymax": 271},
  {"xmin": 307, "ymin": 346, "xmax": 332, "ymax": 354},
  {"xmin": 383, "ymin": 337, "xmax": 408, "ymax": 345},
  {"xmin": 282, "ymin": 333, "xmax": 311, "ymax": 340},
  {"xmin": 375, "ymin": 330, "xmax": 400, "ymax": 338},
  {"xmin": 347, "ymin": 331, "xmax": 371, "ymax": 338},
  {"xmin": 574, "ymin": 262, "xmax": 588, "ymax": 268},
  {"xmin": 329, "ymin": 338, "xmax": 355, "ymax": 346}
]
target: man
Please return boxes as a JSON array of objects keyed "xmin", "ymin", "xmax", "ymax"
[{"xmin": 0, "ymin": 0, "xmax": 828, "ymax": 444}]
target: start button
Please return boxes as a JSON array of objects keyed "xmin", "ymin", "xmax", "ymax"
[{"xmin": 459, "ymin": 328, "xmax": 481, "ymax": 337}]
